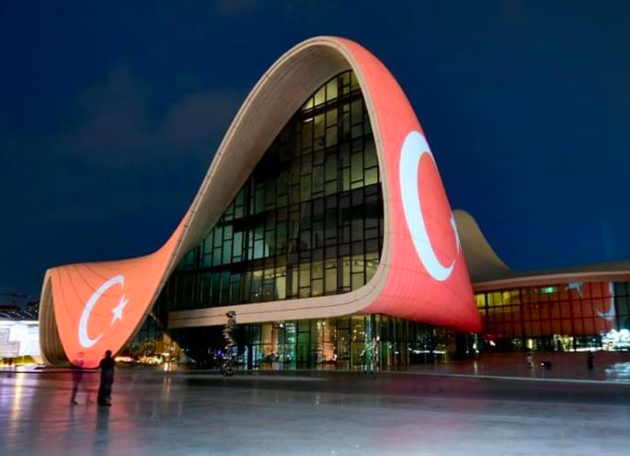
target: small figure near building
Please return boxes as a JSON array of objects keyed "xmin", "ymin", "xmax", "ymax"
[
  {"xmin": 97, "ymin": 350, "xmax": 116, "ymax": 406},
  {"xmin": 526, "ymin": 352, "xmax": 534, "ymax": 369},
  {"xmin": 587, "ymin": 351, "xmax": 595, "ymax": 371},
  {"xmin": 70, "ymin": 352, "xmax": 85, "ymax": 405}
]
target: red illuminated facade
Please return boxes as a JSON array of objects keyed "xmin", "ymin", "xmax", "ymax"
[
  {"xmin": 457, "ymin": 210, "xmax": 630, "ymax": 352},
  {"xmin": 40, "ymin": 37, "xmax": 628, "ymax": 369},
  {"xmin": 39, "ymin": 37, "xmax": 480, "ymax": 368}
]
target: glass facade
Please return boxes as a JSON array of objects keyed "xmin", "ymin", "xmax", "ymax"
[
  {"xmin": 155, "ymin": 70, "xmax": 383, "ymax": 320},
  {"xmin": 147, "ymin": 70, "xmax": 630, "ymax": 370},
  {"xmin": 476, "ymin": 281, "xmax": 630, "ymax": 352},
  {"xmin": 118, "ymin": 316, "xmax": 181, "ymax": 365},
  {"xmin": 171, "ymin": 315, "xmax": 459, "ymax": 371}
]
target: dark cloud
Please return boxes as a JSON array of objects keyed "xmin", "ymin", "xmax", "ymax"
[
  {"xmin": 0, "ymin": 64, "xmax": 244, "ymax": 295},
  {"xmin": 59, "ymin": 66, "xmax": 243, "ymax": 169},
  {"xmin": 162, "ymin": 91, "xmax": 244, "ymax": 150}
]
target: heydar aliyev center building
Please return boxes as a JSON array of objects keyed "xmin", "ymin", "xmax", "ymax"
[{"xmin": 39, "ymin": 37, "xmax": 630, "ymax": 369}]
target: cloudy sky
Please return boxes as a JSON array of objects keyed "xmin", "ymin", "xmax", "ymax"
[{"xmin": 1, "ymin": 0, "xmax": 630, "ymax": 298}]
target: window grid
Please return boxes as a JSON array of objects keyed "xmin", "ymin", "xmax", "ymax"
[
  {"xmin": 476, "ymin": 282, "xmax": 629, "ymax": 350},
  {"xmin": 157, "ymin": 70, "xmax": 383, "ymax": 313}
]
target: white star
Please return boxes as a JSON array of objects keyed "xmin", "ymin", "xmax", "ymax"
[
  {"xmin": 450, "ymin": 215, "xmax": 461, "ymax": 253},
  {"xmin": 111, "ymin": 294, "xmax": 129, "ymax": 326}
]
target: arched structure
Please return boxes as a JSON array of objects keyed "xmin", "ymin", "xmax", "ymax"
[
  {"xmin": 39, "ymin": 37, "xmax": 480, "ymax": 367},
  {"xmin": 452, "ymin": 209, "xmax": 510, "ymax": 283}
]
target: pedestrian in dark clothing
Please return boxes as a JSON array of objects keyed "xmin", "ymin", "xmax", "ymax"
[
  {"xmin": 97, "ymin": 350, "xmax": 116, "ymax": 406},
  {"xmin": 587, "ymin": 351, "xmax": 595, "ymax": 371},
  {"xmin": 70, "ymin": 352, "xmax": 85, "ymax": 405}
]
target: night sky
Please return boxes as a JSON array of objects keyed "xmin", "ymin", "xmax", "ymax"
[{"xmin": 1, "ymin": 1, "xmax": 630, "ymax": 299}]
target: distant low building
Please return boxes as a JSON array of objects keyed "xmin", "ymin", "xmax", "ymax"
[
  {"xmin": 0, "ymin": 302, "xmax": 39, "ymax": 320},
  {"xmin": 0, "ymin": 302, "xmax": 40, "ymax": 362}
]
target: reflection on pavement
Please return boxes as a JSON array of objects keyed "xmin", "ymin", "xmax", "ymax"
[
  {"xmin": 2, "ymin": 370, "xmax": 630, "ymax": 456},
  {"xmin": 606, "ymin": 362, "xmax": 630, "ymax": 381}
]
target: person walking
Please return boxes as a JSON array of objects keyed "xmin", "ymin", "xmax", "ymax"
[
  {"xmin": 97, "ymin": 350, "xmax": 116, "ymax": 406},
  {"xmin": 70, "ymin": 352, "xmax": 85, "ymax": 405}
]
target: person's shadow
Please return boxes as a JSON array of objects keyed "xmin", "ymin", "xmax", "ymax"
[{"xmin": 92, "ymin": 406, "xmax": 110, "ymax": 453}]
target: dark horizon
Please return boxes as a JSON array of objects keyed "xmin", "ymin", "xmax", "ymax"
[{"xmin": 2, "ymin": 0, "xmax": 630, "ymax": 298}]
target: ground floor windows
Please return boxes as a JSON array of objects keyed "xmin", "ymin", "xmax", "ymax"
[{"xmin": 169, "ymin": 315, "xmax": 460, "ymax": 371}]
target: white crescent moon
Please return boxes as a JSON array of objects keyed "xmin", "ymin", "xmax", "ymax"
[
  {"xmin": 79, "ymin": 275, "xmax": 125, "ymax": 348},
  {"xmin": 597, "ymin": 282, "xmax": 616, "ymax": 322},
  {"xmin": 399, "ymin": 131, "xmax": 456, "ymax": 282}
]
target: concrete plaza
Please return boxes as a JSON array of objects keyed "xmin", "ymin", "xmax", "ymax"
[
  {"xmin": 2, "ymin": 368, "xmax": 630, "ymax": 456},
  {"xmin": 406, "ymin": 351, "xmax": 630, "ymax": 382}
]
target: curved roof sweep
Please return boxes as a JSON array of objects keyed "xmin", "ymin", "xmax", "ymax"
[
  {"xmin": 453, "ymin": 209, "xmax": 510, "ymax": 283},
  {"xmin": 39, "ymin": 37, "xmax": 480, "ymax": 368},
  {"xmin": 454, "ymin": 210, "xmax": 630, "ymax": 291}
]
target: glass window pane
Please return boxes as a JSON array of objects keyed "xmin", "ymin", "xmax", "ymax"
[
  {"xmin": 314, "ymin": 86, "xmax": 326, "ymax": 106},
  {"xmin": 302, "ymin": 120, "xmax": 313, "ymax": 147},
  {"xmin": 326, "ymin": 79, "xmax": 338, "ymax": 100},
  {"xmin": 325, "ymin": 267, "xmax": 337, "ymax": 294},
  {"xmin": 326, "ymin": 108, "xmax": 337, "ymax": 127}
]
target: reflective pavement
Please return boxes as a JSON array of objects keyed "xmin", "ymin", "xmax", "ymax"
[
  {"xmin": 2, "ymin": 369, "xmax": 630, "ymax": 455},
  {"xmin": 406, "ymin": 351, "xmax": 630, "ymax": 382}
]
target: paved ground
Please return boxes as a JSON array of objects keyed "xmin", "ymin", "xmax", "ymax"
[
  {"xmin": 1, "ymin": 369, "xmax": 630, "ymax": 456},
  {"xmin": 406, "ymin": 352, "xmax": 630, "ymax": 382}
]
